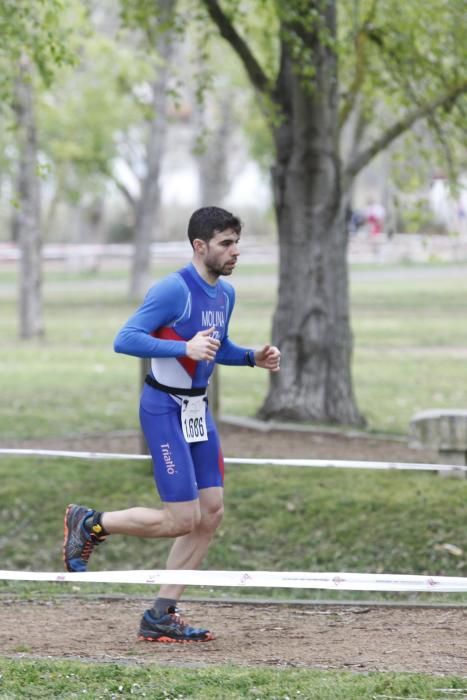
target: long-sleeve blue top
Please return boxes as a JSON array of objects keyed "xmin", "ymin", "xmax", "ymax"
[{"xmin": 114, "ymin": 263, "xmax": 254, "ymax": 368}]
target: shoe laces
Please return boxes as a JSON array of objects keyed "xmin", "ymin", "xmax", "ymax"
[
  {"xmin": 167, "ymin": 605, "xmax": 187, "ymax": 630},
  {"xmin": 81, "ymin": 533, "xmax": 106, "ymax": 563}
]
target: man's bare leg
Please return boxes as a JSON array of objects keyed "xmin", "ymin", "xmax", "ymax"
[
  {"xmin": 139, "ymin": 487, "xmax": 223, "ymax": 642},
  {"xmin": 101, "ymin": 500, "xmax": 201, "ymax": 539},
  {"xmin": 157, "ymin": 487, "xmax": 224, "ymax": 601}
]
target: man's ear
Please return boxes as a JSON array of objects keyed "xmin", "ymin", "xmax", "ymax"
[{"xmin": 192, "ymin": 238, "xmax": 206, "ymax": 255}]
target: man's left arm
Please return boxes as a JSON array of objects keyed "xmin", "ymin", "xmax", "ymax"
[
  {"xmin": 215, "ymin": 336, "xmax": 256, "ymax": 367},
  {"xmin": 215, "ymin": 337, "xmax": 280, "ymax": 371},
  {"xmin": 215, "ymin": 283, "xmax": 280, "ymax": 370}
]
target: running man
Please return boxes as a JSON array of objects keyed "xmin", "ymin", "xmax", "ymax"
[{"xmin": 63, "ymin": 206, "xmax": 280, "ymax": 643}]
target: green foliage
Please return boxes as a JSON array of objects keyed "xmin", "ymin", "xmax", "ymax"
[
  {"xmin": 195, "ymin": 0, "xmax": 466, "ymax": 180},
  {"xmin": 38, "ymin": 31, "xmax": 153, "ymax": 203},
  {"xmin": 338, "ymin": 0, "xmax": 466, "ymax": 103},
  {"xmin": 120, "ymin": 0, "xmax": 186, "ymax": 43},
  {"xmin": 219, "ymin": 0, "xmax": 280, "ymax": 79},
  {"xmin": 0, "ymin": 0, "xmax": 76, "ymax": 99},
  {"xmin": 183, "ymin": 0, "xmax": 278, "ymax": 170},
  {"xmin": 1, "ymin": 0, "xmax": 184, "ymax": 222},
  {"xmin": 337, "ymin": 0, "xmax": 466, "ymax": 176}
]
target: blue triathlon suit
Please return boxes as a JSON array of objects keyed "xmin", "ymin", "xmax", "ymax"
[{"xmin": 114, "ymin": 263, "xmax": 255, "ymax": 502}]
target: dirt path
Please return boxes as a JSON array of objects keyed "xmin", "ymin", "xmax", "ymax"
[
  {"xmin": 0, "ymin": 419, "xmax": 439, "ymax": 464},
  {"xmin": 0, "ymin": 598, "xmax": 466, "ymax": 674}
]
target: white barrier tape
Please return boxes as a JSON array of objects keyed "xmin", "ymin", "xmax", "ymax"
[
  {"xmin": 0, "ymin": 448, "xmax": 148, "ymax": 461},
  {"xmin": 1, "ymin": 569, "xmax": 466, "ymax": 592},
  {"xmin": 1, "ymin": 448, "xmax": 466, "ymax": 472}
]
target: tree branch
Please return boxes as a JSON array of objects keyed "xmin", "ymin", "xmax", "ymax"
[
  {"xmin": 201, "ymin": 0, "xmax": 270, "ymax": 95},
  {"xmin": 344, "ymin": 81, "xmax": 467, "ymax": 180},
  {"xmin": 339, "ymin": 30, "xmax": 367, "ymax": 129},
  {"xmin": 112, "ymin": 175, "xmax": 137, "ymax": 210},
  {"xmin": 339, "ymin": 0, "xmax": 379, "ymax": 128},
  {"xmin": 427, "ymin": 112, "xmax": 456, "ymax": 183}
]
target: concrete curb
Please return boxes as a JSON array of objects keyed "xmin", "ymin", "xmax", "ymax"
[{"xmin": 220, "ymin": 414, "xmax": 409, "ymax": 444}]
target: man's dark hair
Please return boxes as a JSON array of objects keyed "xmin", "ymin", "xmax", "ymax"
[{"xmin": 187, "ymin": 206, "xmax": 242, "ymax": 246}]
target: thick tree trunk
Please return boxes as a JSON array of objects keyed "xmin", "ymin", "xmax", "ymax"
[
  {"xmin": 259, "ymin": 12, "xmax": 363, "ymax": 426},
  {"xmin": 129, "ymin": 0, "xmax": 175, "ymax": 299},
  {"xmin": 14, "ymin": 57, "xmax": 44, "ymax": 339}
]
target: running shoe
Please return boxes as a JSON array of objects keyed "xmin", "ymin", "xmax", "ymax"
[
  {"xmin": 63, "ymin": 504, "xmax": 107, "ymax": 572},
  {"xmin": 138, "ymin": 606, "xmax": 215, "ymax": 643}
]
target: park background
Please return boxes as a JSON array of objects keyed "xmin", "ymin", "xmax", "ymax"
[{"xmin": 1, "ymin": 0, "xmax": 467, "ymax": 698}]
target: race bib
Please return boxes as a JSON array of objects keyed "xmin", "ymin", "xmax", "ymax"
[{"xmin": 181, "ymin": 395, "xmax": 208, "ymax": 443}]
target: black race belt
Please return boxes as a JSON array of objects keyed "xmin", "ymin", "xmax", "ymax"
[{"xmin": 145, "ymin": 374, "xmax": 207, "ymax": 397}]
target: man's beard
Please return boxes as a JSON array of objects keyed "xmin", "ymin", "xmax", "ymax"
[{"xmin": 206, "ymin": 260, "xmax": 235, "ymax": 277}]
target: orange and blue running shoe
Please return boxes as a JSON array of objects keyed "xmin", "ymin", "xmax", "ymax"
[
  {"xmin": 138, "ymin": 606, "xmax": 214, "ymax": 643},
  {"xmin": 63, "ymin": 504, "xmax": 107, "ymax": 572}
]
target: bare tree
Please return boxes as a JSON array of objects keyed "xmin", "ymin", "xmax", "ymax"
[
  {"xmin": 192, "ymin": 87, "xmax": 235, "ymax": 417},
  {"xmin": 194, "ymin": 90, "xmax": 233, "ymax": 206},
  {"xmin": 14, "ymin": 56, "xmax": 44, "ymax": 339},
  {"xmin": 129, "ymin": 0, "xmax": 177, "ymax": 299}
]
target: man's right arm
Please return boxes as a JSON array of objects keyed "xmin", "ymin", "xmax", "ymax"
[{"xmin": 113, "ymin": 275, "xmax": 187, "ymax": 359}]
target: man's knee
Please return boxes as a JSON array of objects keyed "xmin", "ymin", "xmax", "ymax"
[
  {"xmin": 199, "ymin": 501, "xmax": 224, "ymax": 533},
  {"xmin": 170, "ymin": 507, "xmax": 201, "ymax": 536}
]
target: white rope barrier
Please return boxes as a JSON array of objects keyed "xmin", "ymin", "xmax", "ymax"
[
  {"xmin": 1, "ymin": 448, "xmax": 466, "ymax": 472},
  {"xmin": 1, "ymin": 569, "xmax": 466, "ymax": 592}
]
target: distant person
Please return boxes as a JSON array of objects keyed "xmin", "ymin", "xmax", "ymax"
[
  {"xmin": 347, "ymin": 207, "xmax": 366, "ymax": 236},
  {"xmin": 365, "ymin": 201, "xmax": 386, "ymax": 236},
  {"xmin": 63, "ymin": 206, "xmax": 280, "ymax": 643}
]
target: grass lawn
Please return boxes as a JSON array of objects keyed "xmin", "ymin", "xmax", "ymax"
[
  {"xmin": 1, "ymin": 260, "xmax": 466, "ymax": 592},
  {"xmin": 0, "ymin": 454, "xmax": 466, "ymax": 602},
  {"xmin": 2, "ymin": 260, "xmax": 467, "ymax": 437},
  {"xmin": 1, "ymin": 658, "xmax": 466, "ymax": 699}
]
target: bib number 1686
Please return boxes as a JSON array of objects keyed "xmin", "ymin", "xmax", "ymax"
[
  {"xmin": 181, "ymin": 396, "xmax": 208, "ymax": 443},
  {"xmin": 183, "ymin": 416, "xmax": 205, "ymax": 440}
]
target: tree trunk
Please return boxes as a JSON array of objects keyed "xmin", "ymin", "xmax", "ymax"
[
  {"xmin": 192, "ymin": 90, "xmax": 234, "ymax": 419},
  {"xmin": 84, "ymin": 196, "xmax": 106, "ymax": 273},
  {"xmin": 14, "ymin": 57, "xmax": 44, "ymax": 340},
  {"xmin": 195, "ymin": 91, "xmax": 232, "ymax": 206},
  {"xmin": 259, "ymin": 11, "xmax": 363, "ymax": 426},
  {"xmin": 129, "ymin": 0, "xmax": 175, "ymax": 299}
]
